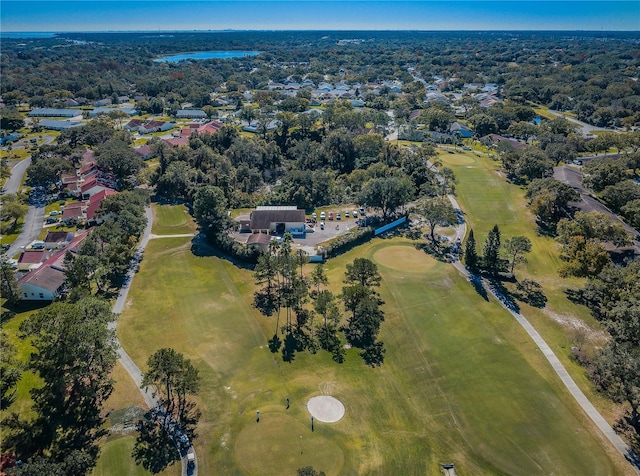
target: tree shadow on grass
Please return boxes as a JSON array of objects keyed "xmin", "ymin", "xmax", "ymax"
[
  {"xmin": 415, "ymin": 240, "xmax": 453, "ymax": 263},
  {"xmin": 564, "ymin": 287, "xmax": 585, "ymax": 306},
  {"xmin": 190, "ymin": 237, "xmax": 254, "ymax": 270},
  {"xmin": 132, "ymin": 413, "xmax": 180, "ymax": 474},
  {"xmin": 511, "ymin": 279, "xmax": 547, "ymax": 308},
  {"xmin": 467, "ymin": 273, "xmax": 489, "ymax": 301},
  {"xmin": 613, "ymin": 415, "xmax": 640, "ymax": 470},
  {"xmin": 253, "ymin": 289, "xmax": 278, "ymax": 317},
  {"xmin": 486, "ymin": 278, "xmax": 521, "ymax": 313}
]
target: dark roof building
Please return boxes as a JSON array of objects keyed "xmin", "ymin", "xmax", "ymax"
[{"xmin": 249, "ymin": 206, "xmax": 306, "ymax": 234}]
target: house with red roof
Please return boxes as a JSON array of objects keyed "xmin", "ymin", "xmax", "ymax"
[
  {"xmin": 163, "ymin": 137, "xmax": 190, "ymax": 148},
  {"xmin": 18, "ymin": 232, "xmax": 88, "ymax": 301},
  {"xmin": 86, "ymin": 189, "xmax": 117, "ymax": 222},
  {"xmin": 17, "ymin": 250, "xmax": 47, "ymax": 271},
  {"xmin": 62, "ymin": 202, "xmax": 86, "ymax": 224}
]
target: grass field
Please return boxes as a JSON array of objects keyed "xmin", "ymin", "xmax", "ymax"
[
  {"xmin": 151, "ymin": 203, "xmax": 197, "ymax": 235},
  {"xmin": 437, "ymin": 148, "xmax": 622, "ymax": 421},
  {"xmin": 117, "ymin": 225, "xmax": 631, "ymax": 474}
]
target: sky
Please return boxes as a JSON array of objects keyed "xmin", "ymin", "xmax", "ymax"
[{"xmin": 1, "ymin": 1, "xmax": 639, "ymax": 32}]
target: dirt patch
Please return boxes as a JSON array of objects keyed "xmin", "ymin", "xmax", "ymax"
[
  {"xmin": 373, "ymin": 245, "xmax": 437, "ymax": 272},
  {"xmin": 543, "ymin": 309, "xmax": 607, "ymax": 343}
]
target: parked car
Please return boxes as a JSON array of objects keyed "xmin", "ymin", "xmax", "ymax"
[
  {"xmin": 49, "ymin": 210, "xmax": 61, "ymax": 216},
  {"xmin": 359, "ymin": 207, "xmax": 366, "ymax": 216},
  {"xmin": 336, "ymin": 213, "xmax": 341, "ymax": 220},
  {"xmin": 46, "ymin": 217, "xmax": 59, "ymax": 224},
  {"xmin": 344, "ymin": 211, "xmax": 350, "ymax": 217},
  {"xmin": 352, "ymin": 210, "xmax": 358, "ymax": 218},
  {"xmin": 320, "ymin": 212, "xmax": 326, "ymax": 220},
  {"xmin": 312, "ymin": 212, "xmax": 317, "ymax": 220},
  {"xmin": 328, "ymin": 212, "xmax": 334, "ymax": 220},
  {"xmin": 320, "ymin": 222, "xmax": 325, "ymax": 230}
]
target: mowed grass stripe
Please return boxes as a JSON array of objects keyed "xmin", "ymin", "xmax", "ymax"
[{"xmin": 151, "ymin": 203, "xmax": 196, "ymax": 235}]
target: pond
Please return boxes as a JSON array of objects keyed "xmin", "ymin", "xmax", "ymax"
[{"xmin": 155, "ymin": 50, "xmax": 261, "ymax": 62}]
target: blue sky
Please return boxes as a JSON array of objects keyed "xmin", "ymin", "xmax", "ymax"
[{"xmin": 2, "ymin": 1, "xmax": 639, "ymax": 32}]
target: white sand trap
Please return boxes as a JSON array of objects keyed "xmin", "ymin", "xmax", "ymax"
[{"xmin": 306, "ymin": 396, "xmax": 345, "ymax": 423}]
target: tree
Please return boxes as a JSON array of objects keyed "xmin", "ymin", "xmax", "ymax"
[
  {"xmin": 0, "ymin": 108, "xmax": 24, "ymax": 130},
  {"xmin": 1, "ymin": 253, "xmax": 19, "ymax": 305},
  {"xmin": 592, "ymin": 342, "xmax": 640, "ymax": 432},
  {"xmin": 503, "ymin": 236, "xmax": 532, "ymax": 273},
  {"xmin": 582, "ymin": 158, "xmax": 627, "ymax": 193},
  {"xmin": 142, "ymin": 348, "xmax": 201, "ymax": 427},
  {"xmin": 416, "ymin": 197, "xmax": 457, "ymax": 241},
  {"xmin": 0, "ymin": 331, "xmax": 21, "ymax": 410},
  {"xmin": 95, "ymin": 139, "xmax": 144, "ymax": 187},
  {"xmin": 469, "ymin": 113, "xmax": 498, "ymax": 137},
  {"xmin": 1, "ymin": 196, "xmax": 28, "ymax": 230},
  {"xmin": 526, "ymin": 178, "xmax": 579, "ymax": 226},
  {"xmin": 344, "ymin": 258, "xmax": 381, "ymax": 288},
  {"xmin": 193, "ymin": 185, "xmax": 230, "ymax": 236},
  {"xmin": 464, "ymin": 229, "xmax": 478, "ymax": 270},
  {"xmin": 557, "ymin": 209, "xmax": 631, "ymax": 277},
  {"xmin": 483, "ymin": 225, "xmax": 501, "ymax": 275},
  {"xmin": 10, "ymin": 298, "xmax": 117, "ymax": 474},
  {"xmin": 358, "ymin": 176, "xmax": 414, "ymax": 219}
]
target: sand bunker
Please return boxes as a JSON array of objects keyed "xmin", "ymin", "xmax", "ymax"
[{"xmin": 306, "ymin": 396, "xmax": 345, "ymax": 423}]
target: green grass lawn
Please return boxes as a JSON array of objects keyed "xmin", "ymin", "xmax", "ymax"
[
  {"xmin": 437, "ymin": 149, "xmax": 623, "ymax": 421},
  {"xmin": 117, "ymin": 234, "xmax": 631, "ymax": 475},
  {"xmin": 151, "ymin": 203, "xmax": 196, "ymax": 235}
]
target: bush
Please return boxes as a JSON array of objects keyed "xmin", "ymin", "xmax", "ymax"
[{"xmin": 324, "ymin": 226, "xmax": 375, "ymax": 258}]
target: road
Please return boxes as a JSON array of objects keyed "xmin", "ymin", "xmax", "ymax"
[
  {"xmin": 443, "ymin": 174, "xmax": 639, "ymax": 473},
  {"xmin": 6, "ymin": 191, "xmax": 46, "ymax": 258},
  {"xmin": 111, "ymin": 206, "xmax": 197, "ymax": 476},
  {"xmin": 547, "ymin": 109, "xmax": 616, "ymax": 137},
  {"xmin": 3, "ymin": 157, "xmax": 31, "ymax": 195},
  {"xmin": 4, "ymin": 135, "xmax": 57, "ymax": 258}
]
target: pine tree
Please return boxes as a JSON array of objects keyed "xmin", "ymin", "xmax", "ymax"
[
  {"xmin": 464, "ymin": 229, "xmax": 478, "ymax": 270},
  {"xmin": 483, "ymin": 224, "xmax": 502, "ymax": 275}
]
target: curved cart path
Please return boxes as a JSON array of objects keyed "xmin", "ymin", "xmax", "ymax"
[
  {"xmin": 445, "ymin": 193, "xmax": 639, "ymax": 474},
  {"xmin": 110, "ymin": 206, "xmax": 197, "ymax": 476}
]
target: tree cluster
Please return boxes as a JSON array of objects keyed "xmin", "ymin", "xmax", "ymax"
[
  {"xmin": 3, "ymin": 298, "xmax": 117, "ymax": 475},
  {"xmin": 253, "ymin": 242, "xmax": 386, "ymax": 367}
]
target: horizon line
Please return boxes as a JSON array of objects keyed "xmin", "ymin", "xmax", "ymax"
[{"xmin": 3, "ymin": 28, "xmax": 639, "ymax": 33}]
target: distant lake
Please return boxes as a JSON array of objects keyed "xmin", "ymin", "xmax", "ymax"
[
  {"xmin": 155, "ymin": 51, "xmax": 261, "ymax": 63},
  {"xmin": 1, "ymin": 32, "xmax": 57, "ymax": 39}
]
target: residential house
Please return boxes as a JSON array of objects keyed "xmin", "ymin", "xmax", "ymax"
[
  {"xmin": 124, "ymin": 119, "xmax": 144, "ymax": 132},
  {"xmin": 18, "ymin": 233, "xmax": 88, "ymax": 301},
  {"xmin": 163, "ymin": 137, "xmax": 190, "ymax": 148},
  {"xmin": 89, "ymin": 107, "xmax": 138, "ymax": 117},
  {"xmin": 249, "ymin": 206, "xmax": 306, "ymax": 235},
  {"xmin": 43, "ymin": 231, "xmax": 74, "ymax": 250},
  {"xmin": 29, "ymin": 108, "xmax": 80, "ymax": 118},
  {"xmin": 138, "ymin": 120, "xmax": 174, "ymax": 134},
  {"xmin": 481, "ymin": 134, "xmax": 525, "ymax": 151},
  {"xmin": 93, "ymin": 98, "xmax": 112, "ymax": 107},
  {"xmin": 16, "ymin": 250, "xmax": 47, "ymax": 271},
  {"xmin": 86, "ymin": 189, "xmax": 117, "ymax": 223},
  {"xmin": 176, "ymin": 109, "xmax": 207, "ymax": 119},
  {"xmin": 449, "ymin": 121, "xmax": 474, "ymax": 138},
  {"xmin": 38, "ymin": 119, "xmax": 83, "ymax": 131},
  {"xmin": 134, "ymin": 145, "xmax": 154, "ymax": 160},
  {"xmin": 62, "ymin": 202, "xmax": 86, "ymax": 224}
]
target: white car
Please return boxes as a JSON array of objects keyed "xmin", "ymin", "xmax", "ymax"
[
  {"xmin": 320, "ymin": 222, "xmax": 325, "ymax": 230},
  {"xmin": 352, "ymin": 210, "xmax": 358, "ymax": 218},
  {"xmin": 320, "ymin": 212, "xmax": 326, "ymax": 220}
]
